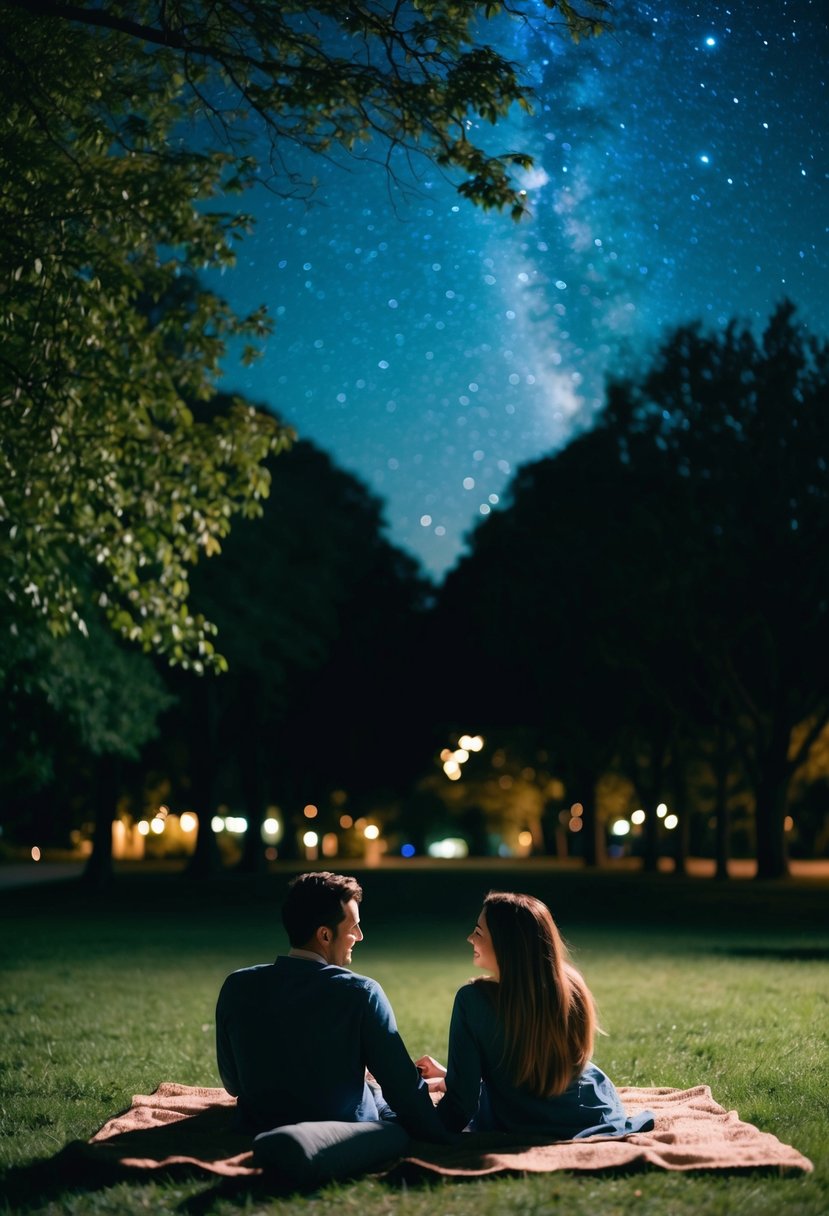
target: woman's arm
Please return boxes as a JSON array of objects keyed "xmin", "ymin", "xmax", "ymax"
[{"xmin": 432, "ymin": 986, "xmax": 485, "ymax": 1132}]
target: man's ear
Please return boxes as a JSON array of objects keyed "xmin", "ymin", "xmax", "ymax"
[{"xmin": 314, "ymin": 925, "xmax": 331, "ymax": 949}]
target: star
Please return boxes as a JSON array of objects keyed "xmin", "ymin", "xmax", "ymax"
[{"xmin": 212, "ymin": 1, "xmax": 829, "ymax": 580}]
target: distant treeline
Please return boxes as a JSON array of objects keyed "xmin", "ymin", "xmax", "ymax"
[{"xmin": 3, "ymin": 302, "xmax": 828, "ymax": 882}]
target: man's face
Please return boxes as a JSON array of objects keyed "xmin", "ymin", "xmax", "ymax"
[{"xmin": 328, "ymin": 898, "xmax": 363, "ymax": 967}]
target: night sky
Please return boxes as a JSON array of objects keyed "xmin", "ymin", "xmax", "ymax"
[{"xmin": 214, "ymin": 0, "xmax": 828, "ymax": 582}]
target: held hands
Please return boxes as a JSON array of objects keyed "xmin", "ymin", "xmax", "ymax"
[
  {"xmin": 415, "ymin": 1054, "xmax": 446, "ymax": 1078},
  {"xmin": 415, "ymin": 1055, "xmax": 447, "ymax": 1092}
]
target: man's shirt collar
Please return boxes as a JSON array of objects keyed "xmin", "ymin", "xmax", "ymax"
[{"xmin": 287, "ymin": 947, "xmax": 328, "ymax": 965}]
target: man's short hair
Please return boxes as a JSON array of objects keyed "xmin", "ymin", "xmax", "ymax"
[{"xmin": 282, "ymin": 871, "xmax": 363, "ymax": 947}]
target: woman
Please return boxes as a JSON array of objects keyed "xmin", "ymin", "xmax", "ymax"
[{"xmin": 416, "ymin": 891, "xmax": 654, "ymax": 1138}]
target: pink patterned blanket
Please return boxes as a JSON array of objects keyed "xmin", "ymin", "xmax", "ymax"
[{"xmin": 69, "ymin": 1082, "xmax": 811, "ymax": 1180}]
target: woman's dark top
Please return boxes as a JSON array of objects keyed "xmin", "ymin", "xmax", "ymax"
[{"xmin": 435, "ymin": 981, "xmax": 654, "ymax": 1138}]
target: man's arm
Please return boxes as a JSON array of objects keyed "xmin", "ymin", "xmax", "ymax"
[{"xmin": 360, "ymin": 981, "xmax": 452, "ymax": 1142}]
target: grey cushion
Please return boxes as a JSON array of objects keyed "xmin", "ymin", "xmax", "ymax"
[{"xmin": 252, "ymin": 1118, "xmax": 410, "ymax": 1187}]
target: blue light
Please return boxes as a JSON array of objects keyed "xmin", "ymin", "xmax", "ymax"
[
  {"xmin": 705, "ymin": 36, "xmax": 716, "ymax": 47},
  {"xmin": 401, "ymin": 843, "xmax": 416, "ymax": 858}
]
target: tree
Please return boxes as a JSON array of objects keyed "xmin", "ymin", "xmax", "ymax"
[
  {"xmin": 434, "ymin": 302, "xmax": 829, "ymax": 880},
  {"xmin": 1, "ymin": 8, "xmax": 291, "ymax": 670},
  {"xmin": 155, "ymin": 412, "xmax": 433, "ymax": 872},
  {"xmin": 432, "ymin": 423, "xmax": 638, "ymax": 866},
  {"xmin": 0, "ymin": 610, "xmax": 173, "ymax": 880},
  {"xmin": 1, "ymin": 0, "xmax": 610, "ymax": 671},
  {"xmin": 603, "ymin": 302, "xmax": 829, "ymax": 879},
  {"xmin": 4, "ymin": 0, "xmax": 611, "ymax": 212}
]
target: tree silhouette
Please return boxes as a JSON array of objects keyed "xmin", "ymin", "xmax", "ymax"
[
  {"xmin": 435, "ymin": 302, "xmax": 829, "ymax": 879},
  {"xmin": 167, "ymin": 403, "xmax": 432, "ymax": 872},
  {"xmin": 433, "ymin": 423, "xmax": 638, "ymax": 865},
  {"xmin": 2, "ymin": 0, "xmax": 612, "ymax": 880},
  {"xmin": 0, "ymin": 611, "xmax": 173, "ymax": 881},
  {"xmin": 603, "ymin": 301, "xmax": 829, "ymax": 879},
  {"xmin": 1, "ymin": 0, "xmax": 609, "ymax": 662}
]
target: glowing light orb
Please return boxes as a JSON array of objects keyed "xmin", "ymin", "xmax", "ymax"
[
  {"xmin": 427, "ymin": 838, "xmax": 469, "ymax": 859},
  {"xmin": 458, "ymin": 734, "xmax": 484, "ymax": 752}
]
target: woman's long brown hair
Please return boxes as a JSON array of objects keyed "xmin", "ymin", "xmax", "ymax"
[{"xmin": 481, "ymin": 891, "xmax": 596, "ymax": 1097}]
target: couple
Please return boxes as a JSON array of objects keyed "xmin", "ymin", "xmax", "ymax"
[{"xmin": 215, "ymin": 871, "xmax": 652, "ymax": 1184}]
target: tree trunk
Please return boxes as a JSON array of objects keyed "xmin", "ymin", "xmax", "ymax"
[
  {"xmin": 630, "ymin": 728, "xmax": 669, "ymax": 874},
  {"xmin": 754, "ymin": 766, "xmax": 790, "ymax": 879},
  {"xmin": 83, "ymin": 754, "xmax": 119, "ymax": 886},
  {"xmin": 750, "ymin": 707, "xmax": 793, "ymax": 880},
  {"xmin": 541, "ymin": 797, "xmax": 568, "ymax": 859},
  {"xmin": 713, "ymin": 731, "xmax": 731, "ymax": 881},
  {"xmin": 237, "ymin": 714, "xmax": 268, "ymax": 874},
  {"xmin": 573, "ymin": 771, "xmax": 604, "ymax": 867},
  {"xmin": 267, "ymin": 760, "xmax": 301, "ymax": 861},
  {"xmin": 186, "ymin": 678, "xmax": 223, "ymax": 878},
  {"xmin": 670, "ymin": 747, "xmax": 690, "ymax": 877},
  {"xmin": 641, "ymin": 801, "xmax": 660, "ymax": 873}
]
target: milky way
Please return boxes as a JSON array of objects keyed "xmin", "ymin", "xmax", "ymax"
[{"xmin": 212, "ymin": 0, "xmax": 828, "ymax": 581}]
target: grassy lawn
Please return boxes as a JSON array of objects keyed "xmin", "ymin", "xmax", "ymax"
[{"xmin": 0, "ymin": 864, "xmax": 826, "ymax": 1215}]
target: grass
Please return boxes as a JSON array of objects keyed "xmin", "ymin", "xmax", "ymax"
[{"xmin": 0, "ymin": 863, "xmax": 827, "ymax": 1215}]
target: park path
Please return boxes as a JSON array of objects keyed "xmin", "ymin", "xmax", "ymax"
[
  {"xmin": 1, "ymin": 857, "xmax": 827, "ymax": 891},
  {"xmin": 0, "ymin": 862, "xmax": 85, "ymax": 890}
]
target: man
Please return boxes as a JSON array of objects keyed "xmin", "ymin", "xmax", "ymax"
[{"xmin": 216, "ymin": 871, "xmax": 448, "ymax": 1178}]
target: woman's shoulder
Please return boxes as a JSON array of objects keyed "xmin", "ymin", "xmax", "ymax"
[{"xmin": 454, "ymin": 977, "xmax": 498, "ymax": 1010}]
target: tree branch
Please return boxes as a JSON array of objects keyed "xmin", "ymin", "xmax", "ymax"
[{"xmin": 6, "ymin": 0, "xmax": 195, "ymax": 50}]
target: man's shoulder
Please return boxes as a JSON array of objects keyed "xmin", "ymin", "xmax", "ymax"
[
  {"xmin": 222, "ymin": 962, "xmax": 273, "ymax": 982},
  {"xmin": 308, "ymin": 965, "xmax": 391, "ymax": 1011},
  {"xmin": 219, "ymin": 958, "xmax": 382, "ymax": 995},
  {"xmin": 319, "ymin": 964, "xmax": 384, "ymax": 995},
  {"xmin": 218, "ymin": 962, "xmax": 273, "ymax": 992}
]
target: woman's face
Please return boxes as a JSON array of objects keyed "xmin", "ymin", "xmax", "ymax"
[{"xmin": 467, "ymin": 908, "xmax": 499, "ymax": 978}]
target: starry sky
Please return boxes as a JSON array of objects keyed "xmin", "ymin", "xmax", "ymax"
[{"xmin": 213, "ymin": 0, "xmax": 828, "ymax": 582}]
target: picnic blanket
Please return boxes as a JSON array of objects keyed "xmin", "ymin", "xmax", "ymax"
[{"xmin": 64, "ymin": 1082, "xmax": 812, "ymax": 1181}]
